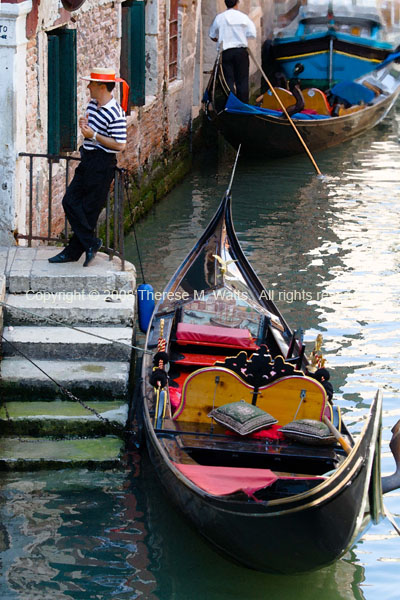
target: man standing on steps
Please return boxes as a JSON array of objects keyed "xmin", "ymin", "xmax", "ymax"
[
  {"xmin": 209, "ymin": 0, "xmax": 256, "ymax": 104},
  {"xmin": 49, "ymin": 67, "xmax": 128, "ymax": 267}
]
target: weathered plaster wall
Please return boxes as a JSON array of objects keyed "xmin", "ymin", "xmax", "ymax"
[{"xmin": 0, "ymin": 0, "xmax": 32, "ymax": 245}]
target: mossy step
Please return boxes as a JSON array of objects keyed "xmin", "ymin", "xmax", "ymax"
[
  {"xmin": 0, "ymin": 401, "xmax": 129, "ymax": 437},
  {"xmin": 0, "ymin": 357, "xmax": 130, "ymax": 400},
  {"xmin": 0, "ymin": 436, "xmax": 124, "ymax": 470}
]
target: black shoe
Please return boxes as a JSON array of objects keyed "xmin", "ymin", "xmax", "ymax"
[
  {"xmin": 83, "ymin": 238, "xmax": 102, "ymax": 267},
  {"xmin": 48, "ymin": 250, "xmax": 79, "ymax": 264}
]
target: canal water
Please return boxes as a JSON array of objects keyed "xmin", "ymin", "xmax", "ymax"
[{"xmin": 2, "ymin": 109, "xmax": 400, "ymax": 598}]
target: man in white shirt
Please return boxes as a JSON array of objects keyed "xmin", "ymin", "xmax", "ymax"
[{"xmin": 209, "ymin": 0, "xmax": 256, "ymax": 103}]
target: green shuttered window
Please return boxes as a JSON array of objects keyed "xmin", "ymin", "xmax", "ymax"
[
  {"xmin": 47, "ymin": 29, "xmax": 77, "ymax": 155},
  {"xmin": 121, "ymin": 0, "xmax": 145, "ymax": 108}
]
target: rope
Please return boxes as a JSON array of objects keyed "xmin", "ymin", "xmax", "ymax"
[
  {"xmin": 123, "ymin": 172, "xmax": 147, "ymax": 284},
  {"xmin": 0, "ymin": 334, "xmax": 137, "ymax": 437},
  {"xmin": 0, "ymin": 300, "xmax": 152, "ymax": 355}
]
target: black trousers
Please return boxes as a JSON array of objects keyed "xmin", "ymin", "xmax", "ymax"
[
  {"xmin": 222, "ymin": 47, "xmax": 250, "ymax": 103},
  {"xmin": 62, "ymin": 148, "xmax": 117, "ymax": 257}
]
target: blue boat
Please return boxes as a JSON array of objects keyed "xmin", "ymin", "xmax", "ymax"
[{"xmin": 271, "ymin": 1, "xmax": 398, "ymax": 89}]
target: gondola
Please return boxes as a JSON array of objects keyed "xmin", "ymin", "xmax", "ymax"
[
  {"xmin": 205, "ymin": 55, "xmax": 400, "ymax": 158},
  {"xmin": 271, "ymin": 2, "xmax": 396, "ymax": 90},
  {"xmin": 140, "ymin": 156, "xmax": 400, "ymax": 573}
]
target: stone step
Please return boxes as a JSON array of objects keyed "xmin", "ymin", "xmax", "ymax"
[
  {"xmin": 0, "ymin": 436, "xmax": 125, "ymax": 470},
  {"xmin": 0, "ymin": 400, "xmax": 128, "ymax": 437},
  {"xmin": 0, "ymin": 357, "xmax": 131, "ymax": 400},
  {"xmin": 2, "ymin": 325, "xmax": 133, "ymax": 361},
  {"xmin": 1, "ymin": 247, "xmax": 136, "ymax": 294},
  {"xmin": 3, "ymin": 292, "xmax": 135, "ymax": 326}
]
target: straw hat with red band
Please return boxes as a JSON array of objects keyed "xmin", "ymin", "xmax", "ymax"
[{"xmin": 82, "ymin": 68, "xmax": 130, "ymax": 113}]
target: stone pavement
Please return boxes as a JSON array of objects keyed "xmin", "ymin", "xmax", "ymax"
[{"xmin": 0, "ymin": 246, "xmax": 137, "ymax": 470}]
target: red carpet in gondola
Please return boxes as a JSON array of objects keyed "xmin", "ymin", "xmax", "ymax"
[{"xmin": 173, "ymin": 463, "xmax": 278, "ymax": 496}]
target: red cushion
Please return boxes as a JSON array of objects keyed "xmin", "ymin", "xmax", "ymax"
[
  {"xmin": 169, "ymin": 387, "xmax": 182, "ymax": 409},
  {"xmin": 225, "ymin": 424, "xmax": 285, "ymax": 440},
  {"xmin": 176, "ymin": 323, "xmax": 254, "ymax": 348},
  {"xmin": 173, "ymin": 352, "xmax": 223, "ymax": 367}
]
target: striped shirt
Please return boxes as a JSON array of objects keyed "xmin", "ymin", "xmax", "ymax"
[{"xmin": 83, "ymin": 97, "xmax": 127, "ymax": 153}]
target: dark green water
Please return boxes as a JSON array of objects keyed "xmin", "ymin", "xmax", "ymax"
[{"xmin": 2, "ymin": 111, "xmax": 400, "ymax": 598}]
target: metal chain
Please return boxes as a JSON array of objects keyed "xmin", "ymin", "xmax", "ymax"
[
  {"xmin": 0, "ymin": 339, "xmax": 24, "ymax": 442},
  {"xmin": 58, "ymin": 385, "xmax": 136, "ymax": 437},
  {"xmin": 0, "ymin": 334, "xmax": 138, "ymax": 439}
]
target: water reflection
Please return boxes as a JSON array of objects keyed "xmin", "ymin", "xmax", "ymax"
[
  {"xmin": 0, "ymin": 452, "xmax": 370, "ymax": 600},
  {"xmin": 0, "ymin": 462, "xmax": 158, "ymax": 599}
]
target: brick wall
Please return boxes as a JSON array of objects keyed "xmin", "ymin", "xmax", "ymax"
[
  {"xmin": 22, "ymin": 0, "xmax": 196, "ymax": 239},
  {"xmin": 18, "ymin": 0, "xmax": 266, "ymax": 240}
]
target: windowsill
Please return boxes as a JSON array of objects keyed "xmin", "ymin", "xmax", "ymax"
[
  {"xmin": 126, "ymin": 95, "xmax": 158, "ymax": 121},
  {"xmin": 168, "ymin": 79, "xmax": 184, "ymax": 94},
  {"xmin": 143, "ymin": 95, "xmax": 157, "ymax": 110}
]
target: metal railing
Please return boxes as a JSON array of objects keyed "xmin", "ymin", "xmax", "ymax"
[{"xmin": 18, "ymin": 152, "xmax": 126, "ymax": 270}]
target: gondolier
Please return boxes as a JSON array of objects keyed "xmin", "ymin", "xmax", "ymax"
[
  {"xmin": 209, "ymin": 0, "xmax": 256, "ymax": 103},
  {"xmin": 49, "ymin": 67, "xmax": 128, "ymax": 267}
]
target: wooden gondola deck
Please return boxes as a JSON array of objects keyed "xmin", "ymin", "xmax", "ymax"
[{"xmin": 155, "ymin": 419, "xmax": 347, "ymax": 474}]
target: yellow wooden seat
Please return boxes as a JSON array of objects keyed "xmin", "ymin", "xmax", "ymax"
[
  {"xmin": 261, "ymin": 87, "xmax": 294, "ymax": 111},
  {"xmin": 303, "ymin": 88, "xmax": 332, "ymax": 116},
  {"xmin": 174, "ymin": 367, "xmax": 248, "ymax": 422},
  {"xmin": 338, "ymin": 104, "xmax": 365, "ymax": 116},
  {"xmin": 256, "ymin": 375, "xmax": 327, "ymax": 425},
  {"xmin": 173, "ymin": 366, "xmax": 327, "ymax": 426}
]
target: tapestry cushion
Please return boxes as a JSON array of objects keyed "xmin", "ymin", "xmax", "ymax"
[
  {"xmin": 279, "ymin": 419, "xmax": 336, "ymax": 445},
  {"xmin": 208, "ymin": 400, "xmax": 277, "ymax": 436}
]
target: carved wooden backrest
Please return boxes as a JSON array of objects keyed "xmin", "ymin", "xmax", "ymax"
[{"xmin": 174, "ymin": 366, "xmax": 327, "ymax": 426}]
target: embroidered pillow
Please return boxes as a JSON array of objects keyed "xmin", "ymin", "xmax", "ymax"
[
  {"xmin": 208, "ymin": 400, "xmax": 277, "ymax": 436},
  {"xmin": 280, "ymin": 419, "xmax": 336, "ymax": 445}
]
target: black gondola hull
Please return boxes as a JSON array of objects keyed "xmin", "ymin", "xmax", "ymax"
[
  {"xmin": 144, "ymin": 391, "xmax": 381, "ymax": 573},
  {"xmin": 140, "ymin": 191, "xmax": 386, "ymax": 573},
  {"xmin": 207, "ymin": 61, "xmax": 400, "ymax": 157}
]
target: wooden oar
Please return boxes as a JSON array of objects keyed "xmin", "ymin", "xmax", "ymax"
[
  {"xmin": 322, "ymin": 415, "xmax": 352, "ymax": 455},
  {"xmin": 373, "ymin": 50, "xmax": 400, "ymax": 71},
  {"xmin": 323, "ymin": 415, "xmax": 400, "ymax": 535},
  {"xmin": 247, "ymin": 47, "xmax": 322, "ymax": 176}
]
